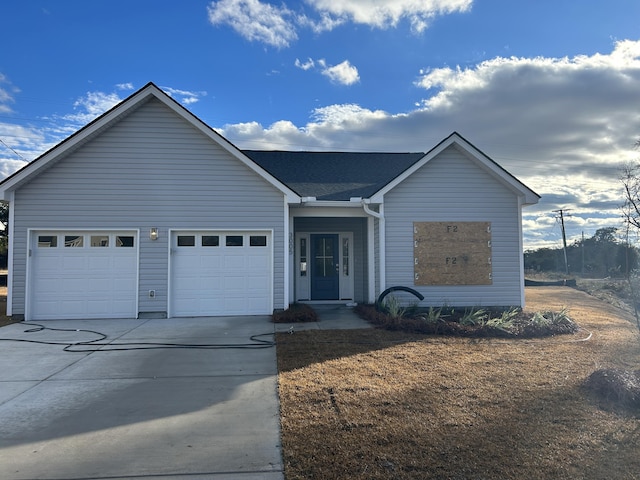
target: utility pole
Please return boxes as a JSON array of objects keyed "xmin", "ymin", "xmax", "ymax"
[
  {"xmin": 553, "ymin": 209, "xmax": 570, "ymax": 275},
  {"xmin": 581, "ymin": 231, "xmax": 585, "ymax": 275}
]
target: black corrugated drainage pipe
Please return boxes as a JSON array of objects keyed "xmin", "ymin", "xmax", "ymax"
[{"xmin": 376, "ymin": 286, "xmax": 425, "ymax": 310}]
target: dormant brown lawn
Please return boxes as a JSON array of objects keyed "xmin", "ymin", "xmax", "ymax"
[{"xmin": 277, "ymin": 287, "xmax": 640, "ymax": 479}]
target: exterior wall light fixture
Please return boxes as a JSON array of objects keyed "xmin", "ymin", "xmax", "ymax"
[{"xmin": 150, "ymin": 227, "xmax": 159, "ymax": 241}]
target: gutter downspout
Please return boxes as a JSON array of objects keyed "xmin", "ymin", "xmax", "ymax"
[
  {"xmin": 6, "ymin": 192, "xmax": 13, "ymax": 316},
  {"xmin": 361, "ymin": 201, "xmax": 385, "ymax": 303}
]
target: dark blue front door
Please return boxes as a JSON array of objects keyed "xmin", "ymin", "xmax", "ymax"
[{"xmin": 311, "ymin": 234, "xmax": 339, "ymax": 300}]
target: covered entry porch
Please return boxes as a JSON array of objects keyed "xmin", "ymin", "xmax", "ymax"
[{"xmin": 290, "ymin": 213, "xmax": 375, "ymax": 305}]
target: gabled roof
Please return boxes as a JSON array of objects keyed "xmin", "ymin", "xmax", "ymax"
[
  {"xmin": 0, "ymin": 82, "xmax": 300, "ymax": 202},
  {"xmin": 244, "ymin": 132, "xmax": 539, "ymax": 205},
  {"xmin": 243, "ymin": 150, "xmax": 425, "ymax": 201},
  {"xmin": 369, "ymin": 132, "xmax": 540, "ymax": 205}
]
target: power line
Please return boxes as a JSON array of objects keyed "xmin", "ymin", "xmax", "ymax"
[{"xmin": 0, "ymin": 138, "xmax": 26, "ymax": 161}]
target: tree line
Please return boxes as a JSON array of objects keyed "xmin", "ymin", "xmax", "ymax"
[{"xmin": 524, "ymin": 227, "xmax": 639, "ymax": 277}]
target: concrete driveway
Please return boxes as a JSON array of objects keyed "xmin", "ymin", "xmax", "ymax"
[{"xmin": 0, "ymin": 316, "xmax": 283, "ymax": 480}]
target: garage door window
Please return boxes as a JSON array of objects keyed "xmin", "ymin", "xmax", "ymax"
[
  {"xmin": 91, "ymin": 235, "xmax": 109, "ymax": 247},
  {"xmin": 177, "ymin": 235, "xmax": 195, "ymax": 247},
  {"xmin": 65, "ymin": 235, "xmax": 83, "ymax": 247},
  {"xmin": 38, "ymin": 235, "xmax": 57, "ymax": 247},
  {"xmin": 250, "ymin": 235, "xmax": 267, "ymax": 247},
  {"xmin": 226, "ymin": 235, "xmax": 243, "ymax": 247},
  {"xmin": 202, "ymin": 235, "xmax": 219, "ymax": 247},
  {"xmin": 116, "ymin": 236, "xmax": 135, "ymax": 247}
]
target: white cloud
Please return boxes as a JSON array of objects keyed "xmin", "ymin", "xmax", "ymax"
[
  {"xmin": 161, "ymin": 86, "xmax": 207, "ymax": 105},
  {"xmin": 116, "ymin": 82, "xmax": 134, "ymax": 91},
  {"xmin": 321, "ymin": 60, "xmax": 360, "ymax": 85},
  {"xmin": 308, "ymin": 0, "xmax": 473, "ymax": 32},
  {"xmin": 296, "ymin": 58, "xmax": 360, "ymax": 86},
  {"xmin": 207, "ymin": 0, "xmax": 472, "ymax": 47},
  {"xmin": 63, "ymin": 86, "xmax": 206, "ymax": 127},
  {"xmin": 295, "ymin": 58, "xmax": 315, "ymax": 71},
  {"xmin": 64, "ymin": 91, "xmax": 123, "ymax": 125},
  {"xmin": 207, "ymin": 0, "xmax": 298, "ymax": 48},
  {"xmin": 0, "ymin": 74, "xmax": 19, "ymax": 114}
]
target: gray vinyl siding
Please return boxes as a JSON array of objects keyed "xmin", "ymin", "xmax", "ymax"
[
  {"xmin": 384, "ymin": 144, "xmax": 523, "ymax": 307},
  {"xmin": 294, "ymin": 217, "xmax": 368, "ymax": 302},
  {"xmin": 10, "ymin": 97, "xmax": 286, "ymax": 316}
]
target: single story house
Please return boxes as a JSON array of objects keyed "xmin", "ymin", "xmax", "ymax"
[{"xmin": 0, "ymin": 82, "xmax": 539, "ymax": 321}]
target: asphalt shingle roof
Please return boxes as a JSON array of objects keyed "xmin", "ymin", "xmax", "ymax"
[{"xmin": 242, "ymin": 151, "xmax": 426, "ymax": 201}]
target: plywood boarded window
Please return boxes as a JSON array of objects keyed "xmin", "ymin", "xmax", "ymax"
[{"xmin": 414, "ymin": 222, "xmax": 492, "ymax": 285}]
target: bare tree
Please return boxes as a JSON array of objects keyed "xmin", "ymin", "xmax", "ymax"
[
  {"xmin": 621, "ymin": 162, "xmax": 640, "ymax": 230},
  {"xmin": 620, "ymin": 153, "xmax": 640, "ymax": 329}
]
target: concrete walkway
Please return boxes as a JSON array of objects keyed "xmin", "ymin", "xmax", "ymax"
[
  {"xmin": 0, "ymin": 316, "xmax": 283, "ymax": 480},
  {"xmin": 273, "ymin": 304, "xmax": 373, "ymax": 333}
]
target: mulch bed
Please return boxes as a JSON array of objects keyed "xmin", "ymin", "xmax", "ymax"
[{"xmin": 354, "ymin": 304, "xmax": 579, "ymax": 338}]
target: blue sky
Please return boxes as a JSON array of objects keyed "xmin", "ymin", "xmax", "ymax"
[{"xmin": 1, "ymin": 1, "xmax": 640, "ymax": 250}]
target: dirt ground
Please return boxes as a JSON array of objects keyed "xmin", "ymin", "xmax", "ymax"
[{"xmin": 277, "ymin": 287, "xmax": 640, "ymax": 479}]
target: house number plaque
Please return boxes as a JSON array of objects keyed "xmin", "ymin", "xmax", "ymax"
[{"xmin": 413, "ymin": 222, "xmax": 492, "ymax": 285}]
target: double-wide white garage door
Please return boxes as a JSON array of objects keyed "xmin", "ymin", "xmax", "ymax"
[
  {"xmin": 170, "ymin": 231, "xmax": 272, "ymax": 316},
  {"xmin": 29, "ymin": 231, "xmax": 138, "ymax": 320}
]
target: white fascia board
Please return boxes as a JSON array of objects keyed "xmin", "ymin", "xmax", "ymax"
[
  {"xmin": 370, "ymin": 132, "xmax": 540, "ymax": 206},
  {"xmin": 295, "ymin": 200, "xmax": 367, "ymax": 208},
  {"xmin": 291, "ymin": 204, "xmax": 370, "ymax": 218}
]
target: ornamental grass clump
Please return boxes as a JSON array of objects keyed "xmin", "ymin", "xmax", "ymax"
[
  {"xmin": 510, "ymin": 307, "xmax": 578, "ymax": 337},
  {"xmin": 460, "ymin": 307, "xmax": 488, "ymax": 326}
]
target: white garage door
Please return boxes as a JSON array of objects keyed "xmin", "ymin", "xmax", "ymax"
[
  {"xmin": 29, "ymin": 231, "xmax": 138, "ymax": 320},
  {"xmin": 170, "ymin": 231, "xmax": 272, "ymax": 316}
]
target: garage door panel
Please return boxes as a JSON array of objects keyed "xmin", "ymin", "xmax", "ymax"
[
  {"xmin": 86, "ymin": 278, "xmax": 111, "ymax": 293},
  {"xmin": 62, "ymin": 277, "xmax": 88, "ymax": 292},
  {"xmin": 36, "ymin": 256, "xmax": 63, "ymax": 272},
  {"xmin": 200, "ymin": 255, "xmax": 222, "ymax": 269},
  {"xmin": 171, "ymin": 231, "xmax": 272, "ymax": 316},
  {"xmin": 30, "ymin": 231, "xmax": 138, "ymax": 320},
  {"xmin": 248, "ymin": 255, "xmax": 270, "ymax": 269},
  {"xmin": 223, "ymin": 297, "xmax": 246, "ymax": 312},
  {"xmin": 62, "ymin": 256, "xmax": 88, "ymax": 270},
  {"xmin": 88, "ymin": 256, "xmax": 111, "ymax": 270},
  {"xmin": 59, "ymin": 300, "xmax": 85, "ymax": 315},
  {"xmin": 224, "ymin": 255, "xmax": 246, "ymax": 270},
  {"xmin": 86, "ymin": 300, "xmax": 111, "ymax": 315},
  {"xmin": 249, "ymin": 297, "xmax": 270, "ymax": 311},
  {"xmin": 224, "ymin": 275, "xmax": 246, "ymax": 291},
  {"xmin": 114, "ymin": 277, "xmax": 137, "ymax": 292},
  {"xmin": 248, "ymin": 276, "xmax": 269, "ymax": 289}
]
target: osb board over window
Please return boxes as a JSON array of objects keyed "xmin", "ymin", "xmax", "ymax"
[{"xmin": 414, "ymin": 222, "xmax": 492, "ymax": 285}]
